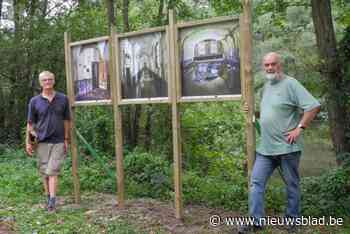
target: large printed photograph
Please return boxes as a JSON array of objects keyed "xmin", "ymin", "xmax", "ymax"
[
  {"xmin": 71, "ymin": 40, "xmax": 110, "ymax": 102},
  {"xmin": 180, "ymin": 21, "xmax": 241, "ymax": 97},
  {"xmin": 119, "ymin": 31, "xmax": 168, "ymax": 99}
]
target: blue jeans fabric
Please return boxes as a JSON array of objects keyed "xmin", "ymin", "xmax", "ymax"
[{"xmin": 249, "ymin": 151, "xmax": 301, "ymax": 224}]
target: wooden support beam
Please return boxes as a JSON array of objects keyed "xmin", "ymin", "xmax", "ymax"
[
  {"xmin": 64, "ymin": 32, "xmax": 81, "ymax": 204},
  {"xmin": 168, "ymin": 9, "xmax": 183, "ymax": 219},
  {"xmin": 240, "ymin": 0, "xmax": 255, "ymax": 181},
  {"xmin": 110, "ymin": 28, "xmax": 125, "ymax": 208}
]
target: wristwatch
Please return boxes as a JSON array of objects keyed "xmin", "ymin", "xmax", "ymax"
[{"xmin": 297, "ymin": 123, "xmax": 306, "ymax": 130}]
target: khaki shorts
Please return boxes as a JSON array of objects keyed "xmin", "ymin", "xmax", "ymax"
[{"xmin": 37, "ymin": 143, "xmax": 66, "ymax": 176}]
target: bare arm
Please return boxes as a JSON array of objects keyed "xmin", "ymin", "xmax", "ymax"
[
  {"xmin": 25, "ymin": 123, "xmax": 35, "ymax": 156},
  {"xmin": 64, "ymin": 120, "xmax": 71, "ymax": 153},
  {"xmin": 298, "ymin": 106, "xmax": 321, "ymax": 128},
  {"xmin": 64, "ymin": 120, "xmax": 71, "ymax": 140},
  {"xmin": 286, "ymin": 106, "xmax": 321, "ymax": 144},
  {"xmin": 25, "ymin": 123, "xmax": 31, "ymax": 145},
  {"xmin": 64, "ymin": 120, "xmax": 71, "ymax": 141}
]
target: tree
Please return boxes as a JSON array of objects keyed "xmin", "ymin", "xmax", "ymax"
[
  {"xmin": 122, "ymin": 0, "xmax": 129, "ymax": 31},
  {"xmin": 105, "ymin": 0, "xmax": 115, "ymax": 29},
  {"xmin": 250, "ymin": 0, "xmax": 350, "ymax": 164},
  {"xmin": 311, "ymin": 0, "xmax": 350, "ymax": 164},
  {"xmin": 0, "ymin": 0, "xmax": 76, "ymax": 144},
  {"xmin": 0, "ymin": 0, "xmax": 3, "ymax": 20}
]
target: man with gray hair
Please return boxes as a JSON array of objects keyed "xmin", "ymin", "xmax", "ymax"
[
  {"xmin": 239, "ymin": 52, "xmax": 321, "ymax": 233},
  {"xmin": 26, "ymin": 71, "xmax": 71, "ymax": 213}
]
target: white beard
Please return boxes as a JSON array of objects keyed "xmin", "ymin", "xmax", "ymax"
[{"xmin": 265, "ymin": 73, "xmax": 277, "ymax": 80}]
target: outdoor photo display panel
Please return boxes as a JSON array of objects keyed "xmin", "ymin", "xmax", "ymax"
[
  {"xmin": 71, "ymin": 40, "xmax": 110, "ymax": 102},
  {"xmin": 179, "ymin": 20, "xmax": 241, "ymax": 97},
  {"xmin": 119, "ymin": 31, "xmax": 168, "ymax": 99}
]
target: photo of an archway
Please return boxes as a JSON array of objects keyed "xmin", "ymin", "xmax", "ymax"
[
  {"xmin": 71, "ymin": 40, "xmax": 110, "ymax": 102},
  {"xmin": 119, "ymin": 31, "xmax": 168, "ymax": 99},
  {"xmin": 180, "ymin": 21, "xmax": 241, "ymax": 97}
]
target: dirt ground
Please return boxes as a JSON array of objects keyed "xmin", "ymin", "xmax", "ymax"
[
  {"xmin": 60, "ymin": 193, "xmax": 334, "ymax": 234},
  {"xmin": 0, "ymin": 220, "xmax": 15, "ymax": 234},
  {"xmin": 74, "ymin": 193, "xmax": 240, "ymax": 234},
  {"xmin": 1, "ymin": 193, "xmax": 342, "ymax": 234}
]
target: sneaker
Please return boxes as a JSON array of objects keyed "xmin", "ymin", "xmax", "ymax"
[
  {"xmin": 286, "ymin": 224, "xmax": 298, "ymax": 234},
  {"xmin": 46, "ymin": 195, "xmax": 50, "ymax": 208},
  {"xmin": 283, "ymin": 216, "xmax": 299, "ymax": 233},
  {"xmin": 47, "ymin": 197, "xmax": 56, "ymax": 213},
  {"xmin": 237, "ymin": 224, "xmax": 262, "ymax": 234}
]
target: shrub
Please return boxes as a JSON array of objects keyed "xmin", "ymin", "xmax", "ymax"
[
  {"xmin": 75, "ymin": 106, "xmax": 114, "ymax": 156},
  {"xmin": 182, "ymin": 171, "xmax": 249, "ymax": 211},
  {"xmin": 301, "ymin": 165, "xmax": 350, "ymax": 217},
  {"xmin": 124, "ymin": 149, "xmax": 172, "ymax": 199}
]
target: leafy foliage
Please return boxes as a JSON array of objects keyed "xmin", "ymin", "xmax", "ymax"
[
  {"xmin": 75, "ymin": 106, "xmax": 115, "ymax": 156},
  {"xmin": 124, "ymin": 149, "xmax": 172, "ymax": 199},
  {"xmin": 301, "ymin": 166, "xmax": 350, "ymax": 217},
  {"xmin": 1, "ymin": 1, "xmax": 350, "ymax": 232},
  {"xmin": 181, "ymin": 102, "xmax": 245, "ymax": 174}
]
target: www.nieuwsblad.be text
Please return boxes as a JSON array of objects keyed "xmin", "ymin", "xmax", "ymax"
[{"xmin": 209, "ymin": 215, "xmax": 344, "ymax": 227}]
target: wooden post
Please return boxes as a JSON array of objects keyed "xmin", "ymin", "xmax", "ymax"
[
  {"xmin": 240, "ymin": 0, "xmax": 255, "ymax": 181},
  {"xmin": 110, "ymin": 28, "xmax": 125, "ymax": 208},
  {"xmin": 64, "ymin": 32, "xmax": 81, "ymax": 204},
  {"xmin": 169, "ymin": 10, "xmax": 183, "ymax": 219},
  {"xmin": 168, "ymin": 9, "xmax": 183, "ymax": 219}
]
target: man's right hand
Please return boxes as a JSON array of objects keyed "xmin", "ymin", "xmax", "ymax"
[
  {"xmin": 26, "ymin": 143, "xmax": 34, "ymax": 156},
  {"xmin": 241, "ymin": 102, "xmax": 249, "ymax": 113}
]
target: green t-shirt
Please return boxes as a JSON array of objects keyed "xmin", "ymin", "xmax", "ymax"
[{"xmin": 256, "ymin": 75, "xmax": 320, "ymax": 156}]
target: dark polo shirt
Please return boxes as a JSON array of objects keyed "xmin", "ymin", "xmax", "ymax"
[{"xmin": 27, "ymin": 92, "xmax": 70, "ymax": 143}]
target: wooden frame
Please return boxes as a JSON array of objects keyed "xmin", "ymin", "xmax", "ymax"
[
  {"xmin": 115, "ymin": 26, "xmax": 171, "ymax": 105},
  {"xmin": 175, "ymin": 16, "xmax": 242, "ymax": 103},
  {"xmin": 110, "ymin": 29, "xmax": 125, "ymax": 208},
  {"xmin": 70, "ymin": 36, "xmax": 109, "ymax": 47},
  {"xmin": 63, "ymin": 1, "xmax": 254, "ymax": 220},
  {"xmin": 69, "ymin": 37, "xmax": 112, "ymax": 105},
  {"xmin": 72, "ymin": 100, "xmax": 112, "ymax": 107},
  {"xmin": 168, "ymin": 10, "xmax": 183, "ymax": 219},
  {"xmin": 241, "ymin": 0, "xmax": 255, "ymax": 183},
  {"xmin": 64, "ymin": 32, "xmax": 81, "ymax": 204}
]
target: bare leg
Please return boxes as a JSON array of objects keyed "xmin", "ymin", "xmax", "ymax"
[
  {"xmin": 48, "ymin": 176, "xmax": 58, "ymax": 197},
  {"xmin": 42, "ymin": 176, "xmax": 49, "ymax": 196},
  {"xmin": 47, "ymin": 176, "xmax": 58, "ymax": 212}
]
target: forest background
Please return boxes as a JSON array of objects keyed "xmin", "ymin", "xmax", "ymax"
[{"xmin": 0, "ymin": 0, "xmax": 349, "ymax": 233}]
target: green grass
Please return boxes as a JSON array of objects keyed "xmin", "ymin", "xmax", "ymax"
[
  {"xmin": 0, "ymin": 148, "xmax": 142, "ymax": 234},
  {"xmin": 0, "ymin": 145, "xmax": 348, "ymax": 234}
]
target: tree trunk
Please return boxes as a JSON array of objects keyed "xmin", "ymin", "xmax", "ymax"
[
  {"xmin": 0, "ymin": 0, "xmax": 3, "ymax": 20},
  {"xmin": 78, "ymin": 0, "xmax": 87, "ymax": 7},
  {"xmin": 121, "ymin": 0, "xmax": 141, "ymax": 149},
  {"xmin": 0, "ymin": 87, "xmax": 5, "ymax": 138},
  {"xmin": 132, "ymin": 105, "xmax": 141, "ymax": 147},
  {"xmin": 105, "ymin": 0, "xmax": 115, "ymax": 30},
  {"xmin": 122, "ymin": 0, "xmax": 129, "ymax": 32},
  {"xmin": 0, "ymin": 0, "xmax": 3, "ymax": 134},
  {"xmin": 41, "ymin": 0, "xmax": 48, "ymax": 17},
  {"xmin": 311, "ymin": 0, "xmax": 350, "ymax": 164},
  {"xmin": 157, "ymin": 0, "xmax": 164, "ymax": 25},
  {"xmin": 144, "ymin": 105, "xmax": 153, "ymax": 151},
  {"xmin": 9, "ymin": 0, "xmax": 22, "ymax": 143}
]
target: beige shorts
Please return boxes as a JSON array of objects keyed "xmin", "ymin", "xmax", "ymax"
[{"xmin": 37, "ymin": 143, "xmax": 66, "ymax": 176}]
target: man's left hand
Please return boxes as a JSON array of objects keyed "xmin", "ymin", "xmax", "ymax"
[{"xmin": 286, "ymin": 128, "xmax": 302, "ymax": 144}]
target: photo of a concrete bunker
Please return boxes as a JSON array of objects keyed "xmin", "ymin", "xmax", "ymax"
[
  {"xmin": 180, "ymin": 22, "xmax": 241, "ymax": 97},
  {"xmin": 71, "ymin": 40, "xmax": 110, "ymax": 102},
  {"xmin": 119, "ymin": 32, "xmax": 168, "ymax": 99}
]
